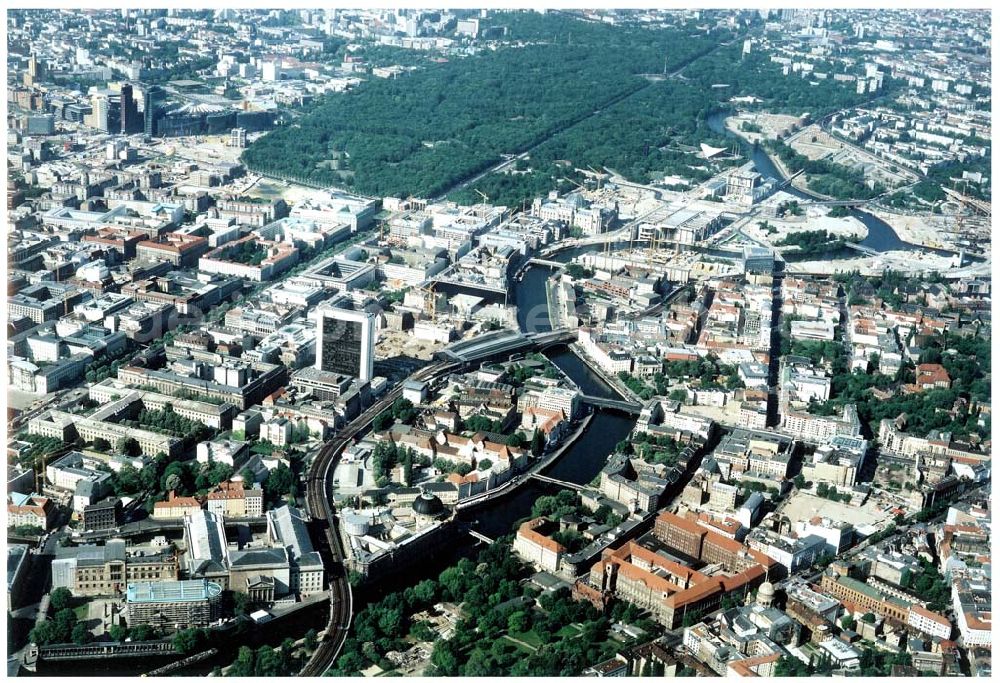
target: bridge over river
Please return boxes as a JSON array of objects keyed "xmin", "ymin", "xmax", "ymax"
[
  {"xmin": 581, "ymin": 393, "xmax": 643, "ymax": 415},
  {"xmin": 528, "ymin": 473, "xmax": 587, "ymax": 491}
]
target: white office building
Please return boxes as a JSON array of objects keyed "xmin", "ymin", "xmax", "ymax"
[{"xmin": 314, "ymin": 304, "xmax": 376, "ymax": 383}]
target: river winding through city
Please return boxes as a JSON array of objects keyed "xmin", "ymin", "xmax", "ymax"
[
  {"xmin": 341, "ymin": 110, "xmax": 951, "ymax": 612},
  {"xmin": 38, "ymin": 108, "xmax": 937, "ymax": 676},
  {"xmin": 38, "ymin": 112, "xmax": 932, "ymax": 677},
  {"xmin": 705, "ymin": 111, "xmax": 924, "ymax": 253},
  {"xmin": 354, "ymin": 244, "xmax": 636, "ymax": 606},
  {"xmin": 30, "ymin": 240, "xmax": 631, "ymax": 677}
]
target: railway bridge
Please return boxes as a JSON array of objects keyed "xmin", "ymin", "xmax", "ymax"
[{"xmin": 580, "ymin": 394, "xmax": 643, "ymax": 415}]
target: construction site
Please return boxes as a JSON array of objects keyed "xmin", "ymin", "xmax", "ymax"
[
  {"xmin": 867, "ymin": 208, "xmax": 990, "ymax": 254},
  {"xmin": 723, "ymin": 110, "xmax": 808, "ymax": 144},
  {"xmin": 787, "ymin": 125, "xmax": 919, "ymax": 190}
]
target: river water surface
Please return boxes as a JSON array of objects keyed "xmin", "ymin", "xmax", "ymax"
[
  {"xmin": 705, "ymin": 110, "xmax": 932, "ymax": 254},
  {"xmin": 41, "ymin": 114, "xmax": 888, "ymax": 674}
]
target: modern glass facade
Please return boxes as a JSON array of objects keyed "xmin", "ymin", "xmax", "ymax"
[
  {"xmin": 321, "ymin": 315, "xmax": 363, "ymax": 378},
  {"xmin": 120, "ymin": 83, "xmax": 141, "ymax": 134},
  {"xmin": 143, "ymin": 85, "xmax": 163, "ymax": 137}
]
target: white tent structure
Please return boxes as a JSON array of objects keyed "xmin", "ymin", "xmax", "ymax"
[{"xmin": 700, "ymin": 142, "xmax": 728, "ymax": 159}]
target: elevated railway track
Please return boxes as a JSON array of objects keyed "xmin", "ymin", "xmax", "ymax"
[
  {"xmin": 298, "ymin": 330, "xmax": 584, "ymax": 674},
  {"xmin": 298, "ymin": 360, "xmax": 461, "ymax": 675}
]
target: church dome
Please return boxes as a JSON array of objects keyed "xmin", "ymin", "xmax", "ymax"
[
  {"xmin": 756, "ymin": 581, "xmax": 776, "ymax": 607},
  {"xmin": 412, "ymin": 492, "xmax": 444, "ymax": 517}
]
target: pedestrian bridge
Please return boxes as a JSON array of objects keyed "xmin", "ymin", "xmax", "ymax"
[
  {"xmin": 800, "ymin": 198, "xmax": 868, "ymax": 207},
  {"xmin": 528, "ymin": 473, "xmax": 586, "ymax": 491},
  {"xmin": 527, "ymin": 258, "xmax": 566, "ymax": 269},
  {"xmin": 468, "ymin": 530, "xmax": 495, "ymax": 545},
  {"xmin": 842, "ymin": 242, "xmax": 880, "ymax": 256}
]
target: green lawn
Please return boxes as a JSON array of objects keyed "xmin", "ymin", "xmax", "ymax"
[
  {"xmin": 502, "ymin": 634, "xmax": 538, "ymax": 654},
  {"xmin": 555, "ymin": 624, "xmax": 583, "ymax": 638},
  {"xmin": 516, "ymin": 629, "xmax": 546, "ymax": 648}
]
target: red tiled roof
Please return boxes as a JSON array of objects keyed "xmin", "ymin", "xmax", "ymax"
[
  {"xmin": 207, "ymin": 480, "xmax": 246, "ymax": 500},
  {"xmin": 155, "ymin": 490, "xmax": 200, "ymax": 509},
  {"xmin": 909, "ymin": 604, "xmax": 951, "ymax": 627},
  {"xmin": 728, "ymin": 653, "xmax": 781, "ymax": 677},
  {"xmin": 658, "ymin": 510, "xmax": 709, "ymax": 538},
  {"xmin": 8, "ymin": 495, "xmax": 52, "ymax": 517},
  {"xmin": 517, "ymin": 518, "xmax": 566, "ymax": 555},
  {"xmin": 915, "ymin": 363, "xmax": 950, "ymax": 387}
]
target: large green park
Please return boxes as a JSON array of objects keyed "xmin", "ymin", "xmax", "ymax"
[{"xmin": 241, "ymin": 13, "xmax": 884, "ymax": 206}]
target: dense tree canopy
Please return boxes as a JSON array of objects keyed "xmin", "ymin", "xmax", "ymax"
[
  {"xmin": 328, "ymin": 536, "xmax": 617, "ymax": 677},
  {"xmin": 244, "ymin": 11, "xmax": 899, "ymax": 206},
  {"xmin": 242, "ymin": 15, "xmax": 728, "ymax": 197},
  {"xmin": 778, "ymin": 229, "xmax": 858, "ymax": 257},
  {"xmin": 765, "ymin": 140, "xmax": 886, "ymax": 200}
]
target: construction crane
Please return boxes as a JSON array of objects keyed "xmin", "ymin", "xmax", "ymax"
[
  {"xmin": 647, "ymin": 226, "xmax": 658, "ymax": 261},
  {"xmin": 587, "ymin": 165, "xmax": 604, "ymax": 190},
  {"xmin": 952, "ymin": 210, "xmax": 966, "ymax": 238},
  {"xmin": 36, "ymin": 448, "xmax": 52, "ymax": 497},
  {"xmin": 560, "ymin": 176, "xmax": 584, "ymax": 192},
  {"xmin": 417, "ymin": 283, "xmax": 438, "ymax": 322},
  {"xmin": 474, "ymin": 188, "xmax": 489, "ymax": 211}
]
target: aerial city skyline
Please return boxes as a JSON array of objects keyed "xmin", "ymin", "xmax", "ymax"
[{"xmin": 5, "ymin": 6, "xmax": 992, "ymax": 679}]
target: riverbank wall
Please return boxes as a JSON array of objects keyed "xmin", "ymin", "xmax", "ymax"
[
  {"xmin": 567, "ymin": 342, "xmax": 643, "ymax": 403},
  {"xmin": 346, "ymin": 410, "xmax": 597, "ymax": 585}
]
